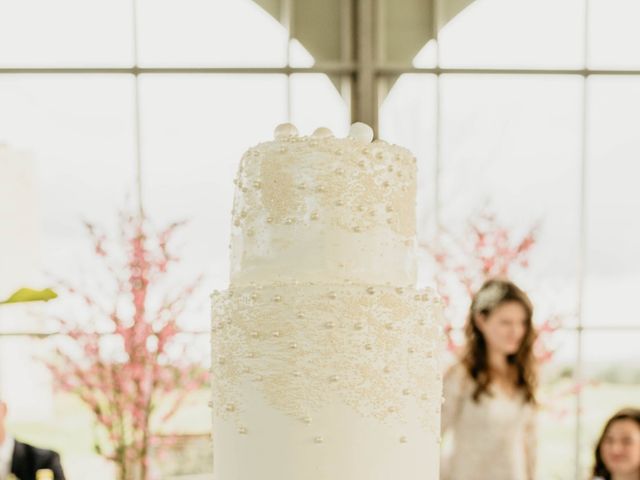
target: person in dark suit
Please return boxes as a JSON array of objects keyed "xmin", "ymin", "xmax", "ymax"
[{"xmin": 0, "ymin": 397, "xmax": 66, "ymax": 480}]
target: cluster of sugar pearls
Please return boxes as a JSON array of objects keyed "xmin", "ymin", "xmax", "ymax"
[{"xmin": 273, "ymin": 121, "xmax": 375, "ymax": 143}]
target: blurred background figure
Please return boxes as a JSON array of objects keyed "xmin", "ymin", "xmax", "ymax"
[
  {"xmin": 441, "ymin": 278, "xmax": 538, "ymax": 480},
  {"xmin": 591, "ymin": 408, "xmax": 640, "ymax": 480},
  {"xmin": 0, "ymin": 395, "xmax": 65, "ymax": 480}
]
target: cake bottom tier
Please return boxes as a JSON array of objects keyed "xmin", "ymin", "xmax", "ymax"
[{"xmin": 210, "ymin": 282, "xmax": 445, "ymax": 480}]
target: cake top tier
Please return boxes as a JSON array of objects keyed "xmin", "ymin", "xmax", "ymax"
[{"xmin": 229, "ymin": 122, "xmax": 418, "ymax": 287}]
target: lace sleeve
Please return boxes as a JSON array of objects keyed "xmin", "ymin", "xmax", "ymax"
[
  {"xmin": 524, "ymin": 407, "xmax": 538, "ymax": 480},
  {"xmin": 441, "ymin": 364, "xmax": 467, "ymax": 435}
]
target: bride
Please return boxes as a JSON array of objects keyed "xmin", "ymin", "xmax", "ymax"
[{"xmin": 440, "ymin": 278, "xmax": 539, "ymax": 480}]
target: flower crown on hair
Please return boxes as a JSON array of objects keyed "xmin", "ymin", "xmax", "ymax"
[{"xmin": 473, "ymin": 283, "xmax": 508, "ymax": 313}]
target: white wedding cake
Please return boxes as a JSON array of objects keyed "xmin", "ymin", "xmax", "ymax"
[{"xmin": 211, "ymin": 122, "xmax": 445, "ymax": 480}]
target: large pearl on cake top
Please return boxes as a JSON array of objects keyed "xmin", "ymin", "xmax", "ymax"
[
  {"xmin": 312, "ymin": 127, "xmax": 334, "ymax": 138},
  {"xmin": 274, "ymin": 123, "xmax": 299, "ymax": 140},
  {"xmin": 348, "ymin": 122, "xmax": 374, "ymax": 143}
]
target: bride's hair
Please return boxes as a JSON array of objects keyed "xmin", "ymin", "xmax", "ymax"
[
  {"xmin": 462, "ymin": 278, "xmax": 537, "ymax": 404},
  {"xmin": 592, "ymin": 408, "xmax": 640, "ymax": 480}
]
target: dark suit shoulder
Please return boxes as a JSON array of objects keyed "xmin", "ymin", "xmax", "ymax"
[{"xmin": 12, "ymin": 439, "xmax": 66, "ymax": 480}]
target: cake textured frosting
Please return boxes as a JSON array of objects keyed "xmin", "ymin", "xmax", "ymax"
[{"xmin": 211, "ymin": 122, "xmax": 444, "ymax": 480}]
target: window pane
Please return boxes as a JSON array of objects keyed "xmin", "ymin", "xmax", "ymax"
[
  {"xmin": 139, "ymin": 74, "xmax": 287, "ymax": 325},
  {"xmin": 584, "ymin": 76, "xmax": 640, "ymax": 327},
  {"xmin": 137, "ymin": 0, "xmax": 287, "ymax": 66},
  {"xmin": 439, "ymin": 75, "xmax": 582, "ymax": 327},
  {"xmin": 0, "ymin": 75, "xmax": 136, "ymax": 292},
  {"xmin": 437, "ymin": 0, "xmax": 585, "ymax": 68},
  {"xmin": 290, "ymin": 73, "xmax": 350, "ymax": 137},
  {"xmin": 589, "ymin": 0, "xmax": 640, "ymax": 69},
  {"xmin": 0, "ymin": 0, "xmax": 133, "ymax": 66},
  {"xmin": 582, "ymin": 330, "xmax": 640, "ymax": 478},
  {"xmin": 538, "ymin": 330, "xmax": 580, "ymax": 480},
  {"xmin": 0, "ymin": 335, "xmax": 211, "ymax": 478}
]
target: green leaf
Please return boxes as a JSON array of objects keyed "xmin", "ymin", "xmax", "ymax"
[{"xmin": 0, "ymin": 287, "xmax": 58, "ymax": 305}]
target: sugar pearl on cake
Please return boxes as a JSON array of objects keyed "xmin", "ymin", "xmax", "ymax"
[
  {"xmin": 366, "ymin": 286, "xmax": 375, "ymax": 295},
  {"xmin": 225, "ymin": 403, "xmax": 236, "ymax": 412},
  {"xmin": 328, "ymin": 291, "xmax": 337, "ymax": 299},
  {"xmin": 238, "ymin": 426, "xmax": 248, "ymax": 435},
  {"xmin": 252, "ymin": 180, "xmax": 262, "ymax": 189},
  {"xmin": 266, "ymin": 217, "xmax": 273, "ymax": 223},
  {"xmin": 273, "ymin": 295, "xmax": 282, "ymax": 302},
  {"xmin": 348, "ymin": 122, "xmax": 374, "ymax": 143},
  {"xmin": 303, "ymin": 416, "xmax": 313, "ymax": 424},
  {"xmin": 289, "ymin": 342, "xmax": 297, "ymax": 349},
  {"xmin": 400, "ymin": 436, "xmax": 408, "ymax": 444},
  {"xmin": 274, "ymin": 122, "xmax": 298, "ymax": 140},
  {"xmin": 312, "ymin": 127, "xmax": 333, "ymax": 138},
  {"xmin": 329, "ymin": 375, "xmax": 339, "ymax": 382},
  {"xmin": 310, "ymin": 212, "xmax": 319, "ymax": 220},
  {"xmin": 250, "ymin": 331, "xmax": 259, "ymax": 338},
  {"xmin": 314, "ymin": 436, "xmax": 324, "ymax": 444},
  {"xmin": 272, "ymin": 331, "xmax": 281, "ymax": 337}
]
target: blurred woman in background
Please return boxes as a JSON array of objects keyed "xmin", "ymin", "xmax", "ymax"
[
  {"xmin": 592, "ymin": 408, "xmax": 640, "ymax": 480},
  {"xmin": 441, "ymin": 278, "xmax": 538, "ymax": 480}
]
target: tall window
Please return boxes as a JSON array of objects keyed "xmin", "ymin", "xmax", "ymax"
[
  {"xmin": 1, "ymin": 1, "xmax": 638, "ymax": 478},
  {"xmin": 380, "ymin": 1, "xmax": 640, "ymax": 479}
]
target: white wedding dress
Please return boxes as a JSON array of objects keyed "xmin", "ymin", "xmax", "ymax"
[{"xmin": 440, "ymin": 364, "xmax": 537, "ymax": 480}]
